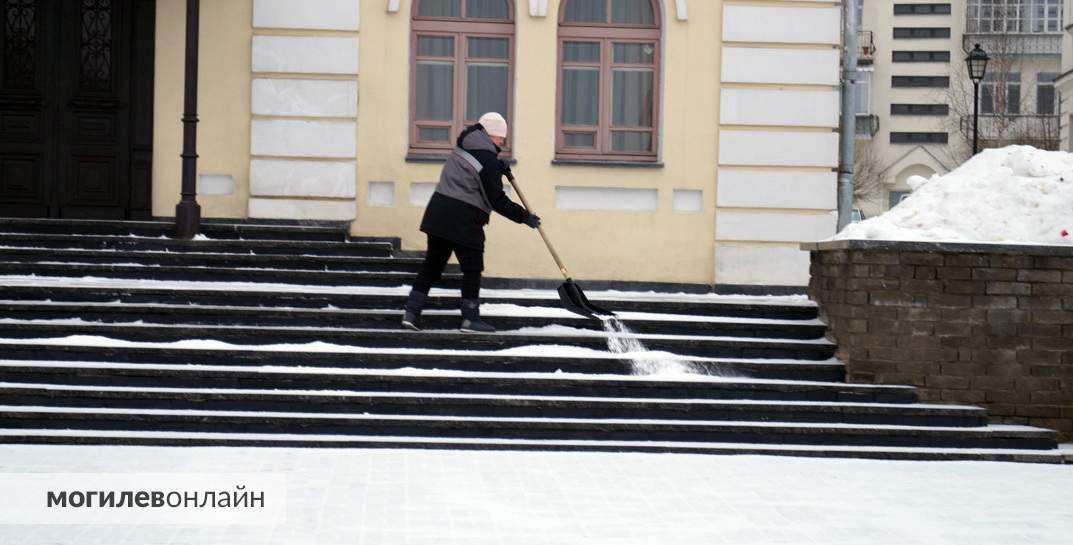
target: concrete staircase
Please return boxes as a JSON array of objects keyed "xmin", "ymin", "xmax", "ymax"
[{"xmin": 0, "ymin": 218, "xmax": 1065, "ymax": 462}]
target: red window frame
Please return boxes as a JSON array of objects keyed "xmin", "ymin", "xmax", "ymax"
[
  {"xmin": 410, "ymin": 0, "xmax": 515, "ymax": 156},
  {"xmin": 556, "ymin": 0, "xmax": 662, "ymax": 162}
]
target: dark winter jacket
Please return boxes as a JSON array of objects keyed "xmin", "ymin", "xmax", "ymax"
[{"xmin": 419, "ymin": 124, "xmax": 530, "ymax": 250}]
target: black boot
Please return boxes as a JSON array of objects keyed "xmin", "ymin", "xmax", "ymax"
[
  {"xmin": 401, "ymin": 289, "xmax": 427, "ymax": 331},
  {"xmin": 460, "ymin": 299, "xmax": 495, "ymax": 333}
]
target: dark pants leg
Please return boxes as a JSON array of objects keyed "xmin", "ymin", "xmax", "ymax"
[
  {"xmin": 411, "ymin": 235, "xmax": 454, "ymax": 295},
  {"xmin": 453, "ymin": 245, "xmax": 484, "ymax": 300}
]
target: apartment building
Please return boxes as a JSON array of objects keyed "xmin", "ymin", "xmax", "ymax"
[{"xmin": 856, "ymin": 0, "xmax": 1063, "ymax": 218}]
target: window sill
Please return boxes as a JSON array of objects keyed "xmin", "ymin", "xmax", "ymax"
[
  {"xmin": 551, "ymin": 159, "xmax": 663, "ymax": 168},
  {"xmin": 406, "ymin": 153, "xmax": 516, "ymax": 164}
]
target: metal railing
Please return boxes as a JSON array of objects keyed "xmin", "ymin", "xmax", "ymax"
[
  {"xmin": 959, "ymin": 114, "xmax": 1060, "ymax": 149},
  {"xmin": 855, "ymin": 114, "xmax": 880, "ymax": 139},
  {"xmin": 961, "ymin": 33, "xmax": 1062, "ymax": 56},
  {"xmin": 858, "ymin": 31, "xmax": 875, "ymax": 65}
]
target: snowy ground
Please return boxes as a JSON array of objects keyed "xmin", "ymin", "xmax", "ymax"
[{"xmin": 0, "ymin": 446, "xmax": 1070, "ymax": 545}]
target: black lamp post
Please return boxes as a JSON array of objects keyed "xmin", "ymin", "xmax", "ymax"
[
  {"xmin": 966, "ymin": 43, "xmax": 989, "ymax": 156},
  {"xmin": 175, "ymin": 0, "xmax": 201, "ymax": 239}
]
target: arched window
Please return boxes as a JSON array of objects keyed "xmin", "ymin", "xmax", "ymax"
[
  {"xmin": 411, "ymin": 0, "xmax": 514, "ymax": 155},
  {"xmin": 557, "ymin": 0, "xmax": 661, "ymax": 161}
]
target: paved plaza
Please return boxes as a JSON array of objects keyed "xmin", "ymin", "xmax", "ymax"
[{"xmin": 1, "ymin": 445, "xmax": 1070, "ymax": 545}]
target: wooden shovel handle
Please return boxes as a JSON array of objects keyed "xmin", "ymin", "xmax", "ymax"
[{"xmin": 505, "ymin": 174, "xmax": 571, "ymax": 280}]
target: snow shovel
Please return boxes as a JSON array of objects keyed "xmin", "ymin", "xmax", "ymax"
[{"xmin": 504, "ymin": 172, "xmax": 616, "ymax": 320}]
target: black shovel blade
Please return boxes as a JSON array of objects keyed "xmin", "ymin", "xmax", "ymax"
[{"xmin": 558, "ymin": 279, "xmax": 616, "ymax": 320}]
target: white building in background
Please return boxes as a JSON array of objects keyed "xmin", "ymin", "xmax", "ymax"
[{"xmin": 855, "ymin": 0, "xmax": 1063, "ymax": 218}]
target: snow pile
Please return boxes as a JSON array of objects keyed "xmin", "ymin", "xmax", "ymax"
[{"xmin": 835, "ymin": 146, "xmax": 1073, "ymax": 244}]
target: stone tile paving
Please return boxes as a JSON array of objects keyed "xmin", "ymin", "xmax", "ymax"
[{"xmin": 0, "ymin": 445, "xmax": 1070, "ymax": 545}]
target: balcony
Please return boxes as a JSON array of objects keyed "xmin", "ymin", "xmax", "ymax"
[
  {"xmin": 961, "ymin": 33, "xmax": 1062, "ymax": 56},
  {"xmin": 858, "ymin": 31, "xmax": 876, "ymax": 65},
  {"xmin": 959, "ymin": 114, "xmax": 1060, "ymax": 149},
  {"xmin": 855, "ymin": 114, "xmax": 880, "ymax": 139}
]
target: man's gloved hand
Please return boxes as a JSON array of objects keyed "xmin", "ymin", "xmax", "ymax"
[
  {"xmin": 524, "ymin": 212, "xmax": 541, "ymax": 229},
  {"xmin": 499, "ymin": 160, "xmax": 514, "ymax": 181}
]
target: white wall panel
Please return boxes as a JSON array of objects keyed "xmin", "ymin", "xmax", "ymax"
[
  {"xmin": 249, "ymin": 198, "xmax": 356, "ymax": 220},
  {"xmin": 717, "ymin": 169, "xmax": 836, "ymax": 210},
  {"xmin": 720, "ymin": 88, "xmax": 839, "ymax": 127},
  {"xmin": 252, "ymin": 36, "xmax": 359, "ymax": 74},
  {"xmin": 367, "ymin": 182, "xmax": 395, "ymax": 207},
  {"xmin": 721, "ymin": 47, "xmax": 839, "ymax": 85},
  {"xmin": 253, "ymin": 0, "xmax": 360, "ymax": 30},
  {"xmin": 250, "ymin": 159, "xmax": 356, "ymax": 198},
  {"xmin": 409, "ymin": 183, "xmax": 436, "ymax": 207},
  {"xmin": 554, "ymin": 187, "xmax": 659, "ymax": 211},
  {"xmin": 672, "ymin": 189, "xmax": 703, "ymax": 212},
  {"xmin": 715, "ymin": 245, "xmax": 811, "ymax": 285},
  {"xmin": 716, "ymin": 211, "xmax": 836, "ymax": 242},
  {"xmin": 197, "ymin": 175, "xmax": 235, "ymax": 196},
  {"xmin": 718, "ymin": 130, "xmax": 838, "ymax": 167},
  {"xmin": 250, "ymin": 120, "xmax": 356, "ymax": 158},
  {"xmin": 723, "ymin": 6, "xmax": 840, "ymax": 44},
  {"xmin": 252, "ymin": 79, "xmax": 358, "ymax": 118}
]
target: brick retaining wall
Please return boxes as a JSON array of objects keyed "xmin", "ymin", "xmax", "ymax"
[{"xmin": 801, "ymin": 240, "xmax": 1073, "ymax": 441}]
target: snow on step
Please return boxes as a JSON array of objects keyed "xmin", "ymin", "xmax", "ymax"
[
  {"xmin": 0, "ymin": 318, "xmax": 832, "ymax": 346},
  {"xmin": 0, "ymin": 358, "xmax": 879, "ymax": 386},
  {"xmin": 0, "ymin": 275, "xmax": 816, "ymax": 306},
  {"xmin": 0, "ymin": 428, "xmax": 1063, "ymax": 459},
  {"xmin": 0, "ymin": 405, "xmax": 1025, "ymax": 433},
  {"xmin": 0, "ymin": 381, "xmax": 956, "ymax": 410},
  {"xmin": 0, "ymin": 299, "xmax": 823, "ymax": 326}
]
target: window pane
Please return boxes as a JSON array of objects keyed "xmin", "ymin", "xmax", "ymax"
[
  {"xmin": 468, "ymin": 37, "xmax": 509, "ymax": 59},
  {"xmin": 418, "ymin": 0, "xmax": 461, "ymax": 17},
  {"xmin": 1008, "ymin": 84, "xmax": 1021, "ymax": 114},
  {"xmin": 561, "ymin": 68, "xmax": 599, "ymax": 126},
  {"xmin": 611, "ymin": 131, "xmax": 652, "ymax": 152},
  {"xmin": 613, "ymin": 43, "xmax": 655, "ymax": 64},
  {"xmin": 466, "ymin": 0, "xmax": 509, "ymax": 19},
  {"xmin": 418, "ymin": 36, "xmax": 455, "ymax": 57},
  {"xmin": 419, "ymin": 127, "xmax": 451, "ymax": 142},
  {"xmin": 611, "ymin": 0, "xmax": 655, "ymax": 24},
  {"xmin": 1038, "ymin": 86, "xmax": 1055, "ymax": 114},
  {"xmin": 611, "ymin": 69, "xmax": 653, "ymax": 127},
  {"xmin": 564, "ymin": 42, "xmax": 600, "ymax": 63},
  {"xmin": 981, "ymin": 84, "xmax": 994, "ymax": 114},
  {"xmin": 466, "ymin": 63, "xmax": 509, "ymax": 121},
  {"xmin": 565, "ymin": 133, "xmax": 596, "ymax": 147},
  {"xmin": 416, "ymin": 62, "xmax": 454, "ymax": 121},
  {"xmin": 564, "ymin": 0, "xmax": 606, "ymax": 23}
]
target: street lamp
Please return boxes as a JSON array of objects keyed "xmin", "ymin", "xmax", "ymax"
[{"xmin": 966, "ymin": 43, "xmax": 989, "ymax": 156}]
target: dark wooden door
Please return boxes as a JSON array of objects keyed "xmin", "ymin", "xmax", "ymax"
[{"xmin": 0, "ymin": 0, "xmax": 154, "ymax": 219}]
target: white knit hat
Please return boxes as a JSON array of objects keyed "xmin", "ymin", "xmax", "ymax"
[{"xmin": 478, "ymin": 112, "xmax": 508, "ymax": 138}]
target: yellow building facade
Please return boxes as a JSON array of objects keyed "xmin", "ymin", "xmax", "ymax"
[{"xmin": 146, "ymin": 0, "xmax": 842, "ymax": 286}]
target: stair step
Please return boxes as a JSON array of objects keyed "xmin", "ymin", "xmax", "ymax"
[
  {"xmin": 0, "ymin": 344, "xmax": 845, "ymax": 381},
  {"xmin": 0, "ymin": 218, "xmax": 350, "ymax": 242},
  {"xmin": 0, "ymin": 406, "xmax": 1055, "ymax": 449},
  {"xmin": 0, "ymin": 263, "xmax": 458, "ymax": 286},
  {"xmin": 0, "ymin": 301, "xmax": 827, "ymax": 339},
  {"xmin": 0, "ymin": 382, "xmax": 983, "ymax": 426},
  {"xmin": 0, "ymin": 233, "xmax": 394, "ymax": 256},
  {"xmin": 0, "ymin": 360, "xmax": 908, "ymax": 402},
  {"xmin": 0, "ymin": 321, "xmax": 837, "ymax": 360},
  {"xmin": 1, "ymin": 428, "xmax": 1062, "ymax": 462},
  {"xmin": 0, "ymin": 248, "xmax": 444, "ymax": 273},
  {"xmin": 0, "ymin": 282, "xmax": 820, "ymax": 319}
]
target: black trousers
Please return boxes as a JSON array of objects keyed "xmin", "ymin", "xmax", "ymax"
[{"xmin": 412, "ymin": 234, "xmax": 484, "ymax": 300}]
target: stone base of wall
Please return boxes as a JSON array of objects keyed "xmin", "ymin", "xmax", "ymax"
[{"xmin": 802, "ymin": 240, "xmax": 1073, "ymax": 441}]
